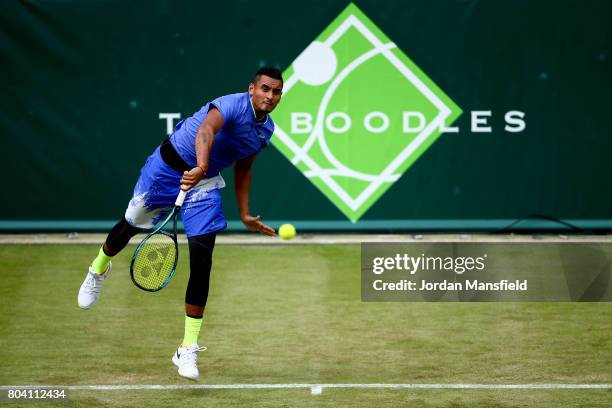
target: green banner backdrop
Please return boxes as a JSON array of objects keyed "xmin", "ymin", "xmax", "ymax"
[{"xmin": 1, "ymin": 0, "xmax": 610, "ymax": 231}]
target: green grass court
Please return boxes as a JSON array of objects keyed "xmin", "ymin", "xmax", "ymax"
[{"xmin": 1, "ymin": 244, "xmax": 611, "ymax": 407}]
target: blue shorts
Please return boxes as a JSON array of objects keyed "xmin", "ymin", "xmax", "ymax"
[{"xmin": 124, "ymin": 147, "xmax": 227, "ymax": 237}]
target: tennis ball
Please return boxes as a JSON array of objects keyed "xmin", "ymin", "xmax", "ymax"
[{"xmin": 279, "ymin": 224, "xmax": 296, "ymax": 240}]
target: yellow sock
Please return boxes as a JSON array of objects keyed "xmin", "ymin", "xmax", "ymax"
[
  {"xmin": 91, "ymin": 246, "xmax": 112, "ymax": 274},
  {"xmin": 182, "ymin": 316, "xmax": 203, "ymax": 347}
]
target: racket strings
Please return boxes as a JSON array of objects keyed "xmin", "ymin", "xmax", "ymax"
[{"xmin": 132, "ymin": 233, "xmax": 177, "ymax": 290}]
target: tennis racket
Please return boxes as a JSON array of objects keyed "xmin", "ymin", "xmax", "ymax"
[{"xmin": 130, "ymin": 189, "xmax": 187, "ymax": 292}]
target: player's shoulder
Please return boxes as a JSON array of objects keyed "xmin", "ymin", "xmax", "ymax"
[
  {"xmin": 209, "ymin": 92, "xmax": 249, "ymax": 122},
  {"xmin": 212, "ymin": 92, "xmax": 248, "ymax": 109}
]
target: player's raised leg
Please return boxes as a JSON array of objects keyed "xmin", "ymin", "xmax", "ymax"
[
  {"xmin": 78, "ymin": 218, "xmax": 141, "ymax": 309},
  {"xmin": 78, "ymin": 148, "xmax": 180, "ymax": 309}
]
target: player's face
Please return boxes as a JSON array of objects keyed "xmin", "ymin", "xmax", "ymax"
[{"xmin": 249, "ymin": 75, "xmax": 283, "ymax": 115}]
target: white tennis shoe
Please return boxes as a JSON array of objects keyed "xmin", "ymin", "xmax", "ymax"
[
  {"xmin": 172, "ymin": 344, "xmax": 207, "ymax": 380},
  {"xmin": 77, "ymin": 263, "xmax": 112, "ymax": 309}
]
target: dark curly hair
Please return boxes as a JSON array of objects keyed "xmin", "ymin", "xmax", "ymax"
[{"xmin": 253, "ymin": 66, "xmax": 283, "ymax": 84}]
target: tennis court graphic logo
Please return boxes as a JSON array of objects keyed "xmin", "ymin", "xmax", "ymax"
[{"xmin": 272, "ymin": 3, "xmax": 462, "ymax": 222}]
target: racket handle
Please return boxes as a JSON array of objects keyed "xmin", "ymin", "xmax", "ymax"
[{"xmin": 175, "ymin": 189, "xmax": 187, "ymax": 207}]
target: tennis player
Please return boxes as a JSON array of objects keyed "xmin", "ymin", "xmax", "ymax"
[{"xmin": 77, "ymin": 67, "xmax": 283, "ymax": 380}]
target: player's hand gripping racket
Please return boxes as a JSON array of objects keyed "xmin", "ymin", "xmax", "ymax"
[{"xmin": 130, "ymin": 189, "xmax": 187, "ymax": 292}]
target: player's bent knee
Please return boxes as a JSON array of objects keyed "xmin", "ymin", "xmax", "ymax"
[{"xmin": 104, "ymin": 217, "xmax": 143, "ymax": 256}]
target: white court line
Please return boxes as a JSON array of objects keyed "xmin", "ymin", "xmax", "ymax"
[{"xmin": 2, "ymin": 384, "xmax": 611, "ymax": 396}]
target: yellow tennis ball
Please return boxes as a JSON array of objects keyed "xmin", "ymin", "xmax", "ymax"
[{"xmin": 279, "ymin": 224, "xmax": 296, "ymax": 240}]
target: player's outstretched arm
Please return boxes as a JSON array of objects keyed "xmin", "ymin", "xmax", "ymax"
[
  {"xmin": 180, "ymin": 107, "xmax": 224, "ymax": 190},
  {"xmin": 234, "ymin": 154, "xmax": 276, "ymax": 236}
]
